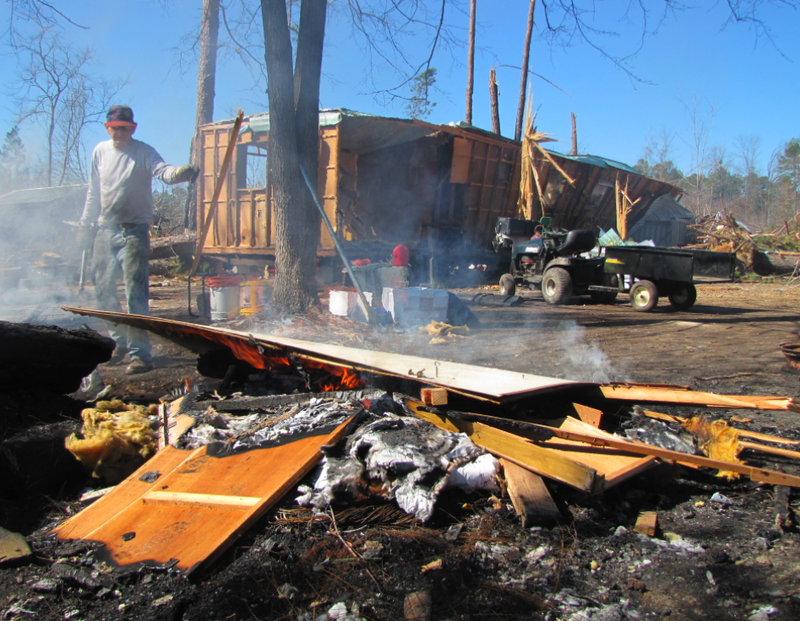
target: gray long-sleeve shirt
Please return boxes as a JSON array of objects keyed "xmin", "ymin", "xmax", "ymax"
[{"xmin": 80, "ymin": 138, "xmax": 183, "ymax": 227}]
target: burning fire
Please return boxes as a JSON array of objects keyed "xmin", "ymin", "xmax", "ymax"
[{"xmin": 123, "ymin": 320, "xmax": 366, "ymax": 393}]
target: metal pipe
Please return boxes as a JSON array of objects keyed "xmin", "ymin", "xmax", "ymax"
[{"xmin": 299, "ymin": 165, "xmax": 376, "ymax": 325}]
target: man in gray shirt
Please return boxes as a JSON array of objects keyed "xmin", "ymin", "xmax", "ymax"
[{"xmin": 79, "ymin": 105, "xmax": 198, "ymax": 374}]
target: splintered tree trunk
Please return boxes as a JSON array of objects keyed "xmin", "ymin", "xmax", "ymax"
[
  {"xmin": 261, "ymin": 0, "xmax": 325, "ymax": 313},
  {"xmin": 465, "ymin": 0, "xmax": 476, "ymax": 125},
  {"xmin": 570, "ymin": 111, "xmax": 578, "ymax": 155},
  {"xmin": 489, "ymin": 68, "xmax": 500, "ymax": 135},
  {"xmin": 188, "ymin": 0, "xmax": 220, "ymax": 229},
  {"xmin": 514, "ymin": 0, "xmax": 535, "ymax": 141}
]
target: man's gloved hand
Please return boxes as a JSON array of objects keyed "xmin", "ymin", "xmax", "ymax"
[
  {"xmin": 77, "ymin": 225, "xmax": 95, "ymax": 252},
  {"xmin": 174, "ymin": 164, "xmax": 200, "ymax": 183}
]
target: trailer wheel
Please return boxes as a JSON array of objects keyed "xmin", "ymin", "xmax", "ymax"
[
  {"xmin": 542, "ymin": 268, "xmax": 573, "ymax": 305},
  {"xmin": 630, "ymin": 280, "xmax": 658, "ymax": 312},
  {"xmin": 668, "ymin": 283, "xmax": 697, "ymax": 310},
  {"xmin": 499, "ymin": 273, "xmax": 516, "ymax": 296},
  {"xmin": 590, "ymin": 290, "xmax": 618, "ymax": 304}
]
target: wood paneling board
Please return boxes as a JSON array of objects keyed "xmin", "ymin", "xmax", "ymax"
[
  {"xmin": 53, "ymin": 417, "xmax": 353, "ymax": 574},
  {"xmin": 60, "ymin": 307, "xmax": 591, "ymax": 403}
]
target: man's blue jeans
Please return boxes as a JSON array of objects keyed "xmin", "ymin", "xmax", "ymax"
[{"xmin": 92, "ymin": 224, "xmax": 152, "ymax": 363}]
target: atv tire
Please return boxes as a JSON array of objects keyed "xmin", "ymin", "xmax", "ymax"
[
  {"xmin": 499, "ymin": 273, "xmax": 516, "ymax": 296},
  {"xmin": 541, "ymin": 267, "xmax": 573, "ymax": 305},
  {"xmin": 630, "ymin": 280, "xmax": 659, "ymax": 312}
]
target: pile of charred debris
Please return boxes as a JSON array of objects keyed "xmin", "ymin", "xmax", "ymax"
[{"xmin": 2, "ymin": 315, "xmax": 800, "ymax": 621}]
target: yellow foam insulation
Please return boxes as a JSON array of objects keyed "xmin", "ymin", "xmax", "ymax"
[
  {"xmin": 420, "ymin": 321, "xmax": 470, "ymax": 345},
  {"xmin": 682, "ymin": 415, "xmax": 743, "ymax": 480},
  {"xmin": 65, "ymin": 399, "xmax": 158, "ymax": 484}
]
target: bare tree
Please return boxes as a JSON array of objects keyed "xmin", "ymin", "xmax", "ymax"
[
  {"xmin": 683, "ymin": 96, "xmax": 718, "ymax": 213},
  {"xmin": 465, "ymin": 0, "xmax": 475, "ymax": 124},
  {"xmin": 10, "ymin": 24, "xmax": 122, "ymax": 186},
  {"xmin": 4, "ymin": 0, "xmax": 87, "ymax": 46},
  {"xmin": 261, "ymin": 0, "xmax": 326, "ymax": 313}
]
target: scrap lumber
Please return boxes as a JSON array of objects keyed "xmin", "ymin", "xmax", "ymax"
[
  {"xmin": 410, "ymin": 404, "xmax": 800, "ymax": 489},
  {"xmin": 158, "ymin": 414, "xmax": 196, "ymax": 450},
  {"xmin": 421, "ymin": 388, "xmax": 448, "ymax": 407},
  {"xmin": 53, "ymin": 416, "xmax": 353, "ymax": 574},
  {"xmin": 537, "ymin": 417, "xmax": 660, "ymax": 490},
  {"xmin": 774, "ymin": 486, "xmax": 793, "ymax": 531},
  {"xmin": 571, "ymin": 403, "xmax": 603, "ymax": 428},
  {"xmin": 409, "ymin": 402, "xmax": 600, "ymax": 493},
  {"xmin": 0, "ymin": 527, "xmax": 32, "ymax": 567},
  {"xmin": 61, "ymin": 307, "xmax": 592, "ymax": 402},
  {"xmin": 740, "ymin": 441, "xmax": 800, "ymax": 461},
  {"xmin": 634, "ymin": 511, "xmax": 658, "ymax": 537},
  {"xmin": 501, "ymin": 459, "xmax": 561, "ymax": 527},
  {"xmin": 640, "ymin": 409, "xmax": 800, "ymax": 446},
  {"xmin": 600, "ymin": 383, "xmax": 800, "ymax": 413}
]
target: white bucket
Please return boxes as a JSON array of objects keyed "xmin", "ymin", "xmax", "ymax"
[
  {"xmin": 329, "ymin": 290, "xmax": 350, "ymax": 316},
  {"xmin": 209, "ymin": 286, "xmax": 240, "ymax": 321}
]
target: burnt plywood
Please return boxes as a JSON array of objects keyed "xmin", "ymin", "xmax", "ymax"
[
  {"xmin": 53, "ymin": 417, "xmax": 353, "ymax": 574},
  {"xmin": 61, "ymin": 307, "xmax": 591, "ymax": 403}
]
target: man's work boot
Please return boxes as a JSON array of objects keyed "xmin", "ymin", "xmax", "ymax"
[
  {"xmin": 108, "ymin": 347, "xmax": 130, "ymax": 365},
  {"xmin": 126, "ymin": 359, "xmax": 154, "ymax": 375}
]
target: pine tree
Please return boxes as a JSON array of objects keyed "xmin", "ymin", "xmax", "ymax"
[
  {"xmin": 0, "ymin": 126, "xmax": 30, "ymax": 192},
  {"xmin": 406, "ymin": 68, "xmax": 437, "ymax": 120}
]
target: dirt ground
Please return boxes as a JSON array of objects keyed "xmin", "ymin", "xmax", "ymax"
[{"xmin": 2, "ymin": 277, "xmax": 800, "ymax": 621}]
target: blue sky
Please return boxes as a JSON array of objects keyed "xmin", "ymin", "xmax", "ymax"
[{"xmin": 1, "ymin": 1, "xmax": 798, "ymax": 181}]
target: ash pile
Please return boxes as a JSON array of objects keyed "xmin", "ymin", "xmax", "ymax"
[{"xmin": 3, "ymin": 324, "xmax": 800, "ymax": 621}]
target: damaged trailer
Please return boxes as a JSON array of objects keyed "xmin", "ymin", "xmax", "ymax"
[{"xmin": 197, "ymin": 109, "xmax": 521, "ymax": 283}]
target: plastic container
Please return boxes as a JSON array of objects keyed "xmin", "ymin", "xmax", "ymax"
[
  {"xmin": 329, "ymin": 290, "xmax": 351, "ymax": 316},
  {"xmin": 207, "ymin": 274, "xmax": 242, "ymax": 321}
]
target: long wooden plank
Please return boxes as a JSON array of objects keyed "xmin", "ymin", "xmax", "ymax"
[
  {"xmin": 411, "ymin": 404, "xmax": 800, "ymax": 488},
  {"xmin": 410, "ymin": 402, "xmax": 600, "ymax": 493},
  {"xmin": 641, "ymin": 409, "xmax": 800, "ymax": 446},
  {"xmin": 53, "ymin": 417, "xmax": 353, "ymax": 573},
  {"xmin": 600, "ymin": 384, "xmax": 800, "ymax": 413},
  {"xmin": 501, "ymin": 459, "xmax": 560, "ymax": 527}
]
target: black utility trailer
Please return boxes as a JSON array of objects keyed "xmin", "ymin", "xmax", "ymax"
[{"xmin": 603, "ymin": 246, "xmax": 698, "ymax": 312}]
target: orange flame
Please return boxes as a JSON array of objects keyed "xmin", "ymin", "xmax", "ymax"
[{"xmin": 156, "ymin": 323, "xmax": 365, "ymax": 392}]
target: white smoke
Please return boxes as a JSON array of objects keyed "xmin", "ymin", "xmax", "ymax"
[{"xmin": 555, "ymin": 320, "xmax": 627, "ymax": 383}]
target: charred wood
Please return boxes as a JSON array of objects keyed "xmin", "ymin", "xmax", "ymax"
[{"xmin": 0, "ymin": 321, "xmax": 114, "ymax": 393}]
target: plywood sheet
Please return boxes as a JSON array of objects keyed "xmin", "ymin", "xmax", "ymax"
[
  {"xmin": 53, "ymin": 418, "xmax": 352, "ymax": 574},
  {"xmin": 61, "ymin": 307, "xmax": 591, "ymax": 402}
]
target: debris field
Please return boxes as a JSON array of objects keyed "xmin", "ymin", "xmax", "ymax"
[{"xmin": 2, "ymin": 284, "xmax": 800, "ymax": 621}]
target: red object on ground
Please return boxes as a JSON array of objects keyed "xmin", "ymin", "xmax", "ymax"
[
  {"xmin": 393, "ymin": 244, "xmax": 409, "ymax": 267},
  {"xmin": 353, "ymin": 259, "xmax": 371, "ymax": 267}
]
